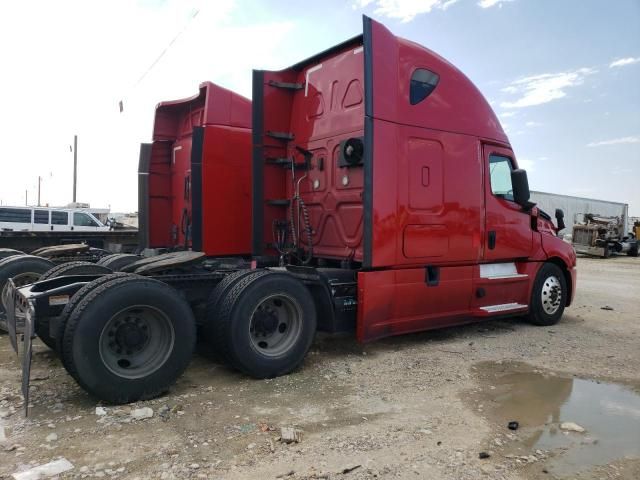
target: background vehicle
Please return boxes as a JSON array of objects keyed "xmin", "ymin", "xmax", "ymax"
[
  {"xmin": 0, "ymin": 206, "xmax": 109, "ymax": 232},
  {"xmin": 7, "ymin": 16, "xmax": 576, "ymax": 411},
  {"xmin": 572, "ymin": 213, "xmax": 638, "ymax": 257}
]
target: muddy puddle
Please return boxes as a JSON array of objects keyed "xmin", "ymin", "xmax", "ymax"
[{"xmin": 471, "ymin": 361, "xmax": 640, "ymax": 478}]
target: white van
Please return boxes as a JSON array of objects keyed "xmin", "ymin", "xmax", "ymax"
[{"xmin": 0, "ymin": 206, "xmax": 110, "ymax": 232}]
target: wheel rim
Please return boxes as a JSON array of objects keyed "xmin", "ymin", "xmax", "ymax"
[
  {"xmin": 98, "ymin": 305, "xmax": 175, "ymax": 379},
  {"xmin": 248, "ymin": 293, "xmax": 303, "ymax": 357},
  {"xmin": 541, "ymin": 275, "xmax": 562, "ymax": 315}
]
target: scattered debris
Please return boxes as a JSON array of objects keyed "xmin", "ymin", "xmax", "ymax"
[
  {"xmin": 600, "ymin": 306, "xmax": 614, "ymax": 311},
  {"xmin": 12, "ymin": 458, "xmax": 74, "ymax": 480},
  {"xmin": 158, "ymin": 405, "xmax": 171, "ymax": 421},
  {"xmin": 341, "ymin": 464, "xmax": 362, "ymax": 474},
  {"xmin": 276, "ymin": 470, "xmax": 295, "ymax": 478},
  {"xmin": 95, "ymin": 407, "xmax": 107, "ymax": 416},
  {"xmin": 31, "ymin": 372, "xmax": 50, "ymax": 381},
  {"xmin": 258, "ymin": 422, "xmax": 274, "ymax": 432},
  {"xmin": 508, "ymin": 421, "xmax": 519, "ymax": 430},
  {"xmin": 268, "ymin": 438, "xmax": 276, "ymax": 453},
  {"xmin": 280, "ymin": 427, "xmax": 303, "ymax": 444},
  {"xmin": 0, "ymin": 409, "xmax": 10, "ymax": 419},
  {"xmin": 45, "ymin": 432, "xmax": 58, "ymax": 442},
  {"xmin": 478, "ymin": 451, "xmax": 491, "ymax": 459},
  {"xmin": 130, "ymin": 407, "xmax": 154, "ymax": 420},
  {"xmin": 560, "ymin": 421, "xmax": 585, "ymax": 433},
  {"xmin": 0, "ymin": 425, "xmax": 6, "ymax": 443}
]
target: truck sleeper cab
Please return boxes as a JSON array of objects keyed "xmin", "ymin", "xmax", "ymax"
[{"xmin": 7, "ymin": 17, "xmax": 576, "ymax": 410}]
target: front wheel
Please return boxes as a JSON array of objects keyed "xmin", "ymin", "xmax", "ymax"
[{"xmin": 527, "ymin": 263, "xmax": 567, "ymax": 326}]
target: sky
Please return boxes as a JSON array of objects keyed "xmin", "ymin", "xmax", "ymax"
[{"xmin": 0, "ymin": 0, "xmax": 638, "ymax": 215}]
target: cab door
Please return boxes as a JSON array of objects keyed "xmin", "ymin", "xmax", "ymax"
[{"xmin": 483, "ymin": 144, "xmax": 532, "ymax": 261}]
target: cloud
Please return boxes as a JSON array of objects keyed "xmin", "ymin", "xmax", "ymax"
[
  {"xmin": 478, "ymin": 0, "xmax": 513, "ymax": 8},
  {"xmin": 516, "ymin": 158, "xmax": 535, "ymax": 172},
  {"xmin": 586, "ymin": 136, "xmax": 640, "ymax": 147},
  {"xmin": 609, "ymin": 57, "xmax": 640, "ymax": 68},
  {"xmin": 353, "ymin": 0, "xmax": 459, "ymax": 22},
  {"xmin": 525, "ymin": 121, "xmax": 542, "ymax": 127},
  {"xmin": 500, "ymin": 68, "xmax": 596, "ymax": 109}
]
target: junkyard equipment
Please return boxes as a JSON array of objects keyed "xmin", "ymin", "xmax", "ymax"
[{"xmin": 572, "ymin": 214, "xmax": 638, "ymax": 258}]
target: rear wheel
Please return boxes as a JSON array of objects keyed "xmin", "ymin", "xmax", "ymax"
[
  {"xmin": 0, "ymin": 249, "xmax": 24, "ymax": 261},
  {"xmin": 56, "ymin": 273, "xmax": 134, "ymax": 366},
  {"xmin": 202, "ymin": 269, "xmax": 270, "ymax": 361},
  {"xmin": 213, "ymin": 271, "xmax": 317, "ymax": 378},
  {"xmin": 627, "ymin": 242, "xmax": 639, "ymax": 257},
  {"xmin": 39, "ymin": 261, "xmax": 112, "ymax": 281},
  {"xmin": 96, "ymin": 254, "xmax": 140, "ymax": 271},
  {"xmin": 35, "ymin": 262, "xmax": 113, "ymax": 349},
  {"xmin": 0, "ymin": 256, "xmax": 55, "ymax": 333},
  {"xmin": 527, "ymin": 262, "xmax": 567, "ymax": 326},
  {"xmin": 61, "ymin": 275, "xmax": 196, "ymax": 403}
]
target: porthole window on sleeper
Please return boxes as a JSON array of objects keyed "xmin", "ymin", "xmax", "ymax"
[{"xmin": 410, "ymin": 68, "xmax": 439, "ymax": 105}]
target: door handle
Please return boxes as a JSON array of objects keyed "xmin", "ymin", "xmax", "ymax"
[{"xmin": 488, "ymin": 231, "xmax": 496, "ymax": 250}]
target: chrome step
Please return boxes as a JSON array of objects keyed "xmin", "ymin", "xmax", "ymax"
[{"xmin": 480, "ymin": 303, "xmax": 528, "ymax": 313}]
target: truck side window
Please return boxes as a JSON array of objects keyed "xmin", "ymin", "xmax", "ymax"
[
  {"xmin": 34, "ymin": 210, "xmax": 49, "ymax": 224},
  {"xmin": 74, "ymin": 212, "xmax": 99, "ymax": 227},
  {"xmin": 51, "ymin": 211, "xmax": 68, "ymax": 225},
  {"xmin": 410, "ymin": 68, "xmax": 439, "ymax": 105},
  {"xmin": 489, "ymin": 154, "xmax": 514, "ymax": 202}
]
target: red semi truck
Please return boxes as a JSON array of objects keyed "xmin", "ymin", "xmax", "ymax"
[{"xmin": 7, "ymin": 16, "xmax": 575, "ymax": 409}]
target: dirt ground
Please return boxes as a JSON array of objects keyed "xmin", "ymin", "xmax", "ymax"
[{"xmin": 1, "ymin": 256, "xmax": 639, "ymax": 480}]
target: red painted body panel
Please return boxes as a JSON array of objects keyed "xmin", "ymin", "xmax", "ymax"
[
  {"xmin": 258, "ymin": 16, "xmax": 576, "ymax": 342},
  {"xmin": 147, "ymin": 82, "xmax": 251, "ymax": 256}
]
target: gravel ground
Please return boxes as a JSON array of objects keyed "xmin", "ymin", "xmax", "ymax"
[{"xmin": 0, "ymin": 255, "xmax": 638, "ymax": 480}]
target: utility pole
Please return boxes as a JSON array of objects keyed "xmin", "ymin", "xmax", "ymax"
[
  {"xmin": 25, "ymin": 190, "xmax": 28, "ymax": 206},
  {"xmin": 73, "ymin": 134, "xmax": 78, "ymax": 203},
  {"xmin": 37, "ymin": 176, "xmax": 42, "ymax": 207}
]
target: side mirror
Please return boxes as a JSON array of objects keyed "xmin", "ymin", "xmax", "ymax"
[
  {"xmin": 555, "ymin": 208, "xmax": 566, "ymax": 231},
  {"xmin": 510, "ymin": 169, "xmax": 530, "ymax": 207}
]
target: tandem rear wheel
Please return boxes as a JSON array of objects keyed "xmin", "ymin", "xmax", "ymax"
[
  {"xmin": 60, "ymin": 275, "xmax": 196, "ymax": 404},
  {"xmin": 207, "ymin": 270, "xmax": 317, "ymax": 378}
]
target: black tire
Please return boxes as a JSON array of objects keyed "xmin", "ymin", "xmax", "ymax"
[
  {"xmin": 61, "ymin": 275, "xmax": 196, "ymax": 404},
  {"xmin": 39, "ymin": 261, "xmax": 112, "ymax": 281},
  {"xmin": 96, "ymin": 254, "xmax": 140, "ymax": 271},
  {"xmin": 201, "ymin": 269, "xmax": 270, "ymax": 361},
  {"xmin": 214, "ymin": 271, "xmax": 317, "ymax": 378},
  {"xmin": 34, "ymin": 262, "xmax": 113, "ymax": 349},
  {"xmin": 0, "ymin": 249, "xmax": 24, "ymax": 260},
  {"xmin": 56, "ymin": 273, "xmax": 135, "ymax": 367},
  {"xmin": 527, "ymin": 262, "xmax": 567, "ymax": 326},
  {"xmin": 627, "ymin": 242, "xmax": 639, "ymax": 257},
  {"xmin": 0, "ymin": 256, "xmax": 55, "ymax": 332}
]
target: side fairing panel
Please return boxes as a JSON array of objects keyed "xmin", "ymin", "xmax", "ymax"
[{"xmin": 357, "ymin": 266, "xmax": 474, "ymax": 342}]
